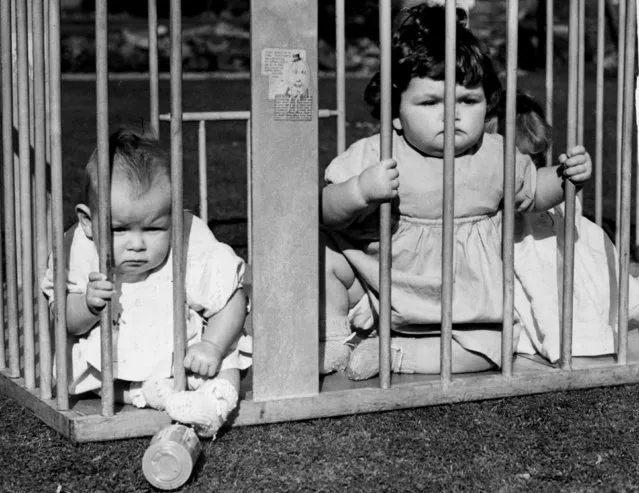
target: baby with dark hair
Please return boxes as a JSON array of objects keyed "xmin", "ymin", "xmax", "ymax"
[{"xmin": 319, "ymin": 4, "xmax": 592, "ymax": 380}]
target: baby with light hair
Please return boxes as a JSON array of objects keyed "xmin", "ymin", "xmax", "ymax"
[{"xmin": 42, "ymin": 128, "xmax": 250, "ymax": 438}]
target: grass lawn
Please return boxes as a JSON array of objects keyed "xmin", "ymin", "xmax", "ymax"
[{"xmin": 2, "ymin": 69, "xmax": 639, "ymax": 492}]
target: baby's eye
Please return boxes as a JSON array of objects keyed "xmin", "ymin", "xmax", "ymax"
[
  {"xmin": 111, "ymin": 227, "xmax": 126, "ymax": 233},
  {"xmin": 459, "ymin": 96, "xmax": 483, "ymax": 105},
  {"xmin": 420, "ymin": 100, "xmax": 437, "ymax": 106}
]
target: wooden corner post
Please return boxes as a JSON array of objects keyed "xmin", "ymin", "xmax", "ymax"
[{"xmin": 250, "ymin": 0, "xmax": 319, "ymax": 400}]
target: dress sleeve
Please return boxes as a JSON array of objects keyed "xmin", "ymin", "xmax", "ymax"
[
  {"xmin": 324, "ymin": 136, "xmax": 379, "ymax": 185},
  {"xmin": 40, "ymin": 225, "xmax": 98, "ymax": 305},
  {"xmin": 324, "ymin": 136, "xmax": 382, "ymax": 226},
  {"xmin": 185, "ymin": 215, "xmax": 246, "ymax": 318},
  {"xmin": 514, "ymin": 151, "xmax": 538, "ymax": 212}
]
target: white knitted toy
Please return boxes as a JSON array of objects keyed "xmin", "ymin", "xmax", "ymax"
[{"xmin": 165, "ymin": 378, "xmax": 239, "ymax": 439}]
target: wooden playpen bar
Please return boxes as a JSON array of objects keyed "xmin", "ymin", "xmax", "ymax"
[{"xmin": 1, "ymin": 0, "xmax": 638, "ymax": 443}]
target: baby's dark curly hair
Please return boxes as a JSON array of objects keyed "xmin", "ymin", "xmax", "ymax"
[{"xmin": 364, "ymin": 4, "xmax": 502, "ymax": 120}]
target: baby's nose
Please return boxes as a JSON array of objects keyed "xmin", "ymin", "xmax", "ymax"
[{"xmin": 127, "ymin": 233, "xmax": 145, "ymax": 250}]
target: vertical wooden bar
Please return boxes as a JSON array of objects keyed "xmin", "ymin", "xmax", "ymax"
[
  {"xmin": 12, "ymin": 0, "xmax": 22, "ymax": 288},
  {"xmin": 575, "ymin": 0, "xmax": 586, "ymax": 206},
  {"xmin": 576, "ymin": 0, "xmax": 586, "ymax": 205},
  {"xmin": 561, "ymin": 0, "xmax": 580, "ymax": 371},
  {"xmin": 27, "ymin": 0, "xmax": 34, "ymax": 145},
  {"xmin": 28, "ymin": 0, "xmax": 37, "ymax": 313},
  {"xmin": 0, "ymin": 156, "xmax": 3, "ymax": 372},
  {"xmin": 617, "ymin": 0, "xmax": 636, "ymax": 365},
  {"xmin": 595, "ymin": 0, "xmax": 605, "ymax": 226},
  {"xmin": 577, "ymin": 0, "xmax": 585, "ymax": 146},
  {"xmin": 27, "ymin": 0, "xmax": 34, "ymax": 153},
  {"xmin": 378, "ymin": 0, "xmax": 392, "ymax": 389},
  {"xmin": 198, "ymin": 120, "xmax": 208, "ymax": 223},
  {"xmin": 440, "ymin": 0, "xmax": 456, "ymax": 382},
  {"xmin": 336, "ymin": 0, "xmax": 346, "ymax": 155},
  {"xmin": 170, "ymin": 0, "xmax": 187, "ymax": 392},
  {"xmin": 44, "ymin": 0, "xmax": 50, "ymax": 167},
  {"xmin": 545, "ymin": 0, "xmax": 554, "ymax": 167},
  {"xmin": 246, "ymin": 119, "xmax": 252, "ymax": 264},
  {"xmin": 635, "ymin": 0, "xmax": 639, "ymax": 257},
  {"xmin": 0, "ymin": 181, "xmax": 3, "ymax": 372},
  {"xmin": 44, "ymin": 0, "xmax": 53, "ymax": 252},
  {"xmin": 49, "ymin": 0, "xmax": 69, "ymax": 410},
  {"xmin": 33, "ymin": 0, "xmax": 53, "ymax": 399},
  {"xmin": 17, "ymin": 0, "xmax": 36, "ymax": 389},
  {"xmin": 501, "ymin": 0, "xmax": 518, "ymax": 377},
  {"xmin": 245, "ymin": 117, "xmax": 253, "ymax": 336},
  {"xmin": 250, "ymin": 0, "xmax": 318, "ymax": 400},
  {"xmin": 615, "ymin": 0, "xmax": 626, "ymax": 247},
  {"xmin": 1, "ymin": 0, "xmax": 20, "ymax": 378},
  {"xmin": 636, "ymin": 2, "xmax": 639, "ymax": 260},
  {"xmin": 148, "ymin": 0, "xmax": 159, "ymax": 137},
  {"xmin": 95, "ymin": 0, "xmax": 114, "ymax": 416},
  {"xmin": 0, "ymin": 0, "xmax": 8, "ymax": 371}
]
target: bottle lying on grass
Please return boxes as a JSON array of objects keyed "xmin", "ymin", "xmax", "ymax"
[{"xmin": 142, "ymin": 424, "xmax": 202, "ymax": 491}]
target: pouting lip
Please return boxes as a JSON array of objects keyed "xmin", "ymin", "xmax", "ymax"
[
  {"xmin": 121, "ymin": 260, "xmax": 146, "ymax": 266},
  {"xmin": 435, "ymin": 128, "xmax": 465, "ymax": 135}
]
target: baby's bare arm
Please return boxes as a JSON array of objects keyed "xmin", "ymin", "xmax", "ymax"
[
  {"xmin": 532, "ymin": 145, "xmax": 592, "ymax": 211},
  {"xmin": 66, "ymin": 293, "xmax": 100, "ymax": 335},
  {"xmin": 66, "ymin": 272, "xmax": 114, "ymax": 335},
  {"xmin": 202, "ymin": 288, "xmax": 247, "ymax": 354},
  {"xmin": 322, "ymin": 177, "xmax": 369, "ymax": 229},
  {"xmin": 184, "ymin": 288, "xmax": 247, "ymax": 377},
  {"xmin": 322, "ymin": 159, "xmax": 399, "ymax": 228}
]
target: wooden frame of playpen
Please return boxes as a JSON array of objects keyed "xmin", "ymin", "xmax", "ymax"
[{"xmin": 1, "ymin": 0, "xmax": 638, "ymax": 443}]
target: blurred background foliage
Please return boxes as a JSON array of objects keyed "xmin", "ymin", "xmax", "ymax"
[{"xmin": 59, "ymin": 0, "xmax": 620, "ymax": 74}]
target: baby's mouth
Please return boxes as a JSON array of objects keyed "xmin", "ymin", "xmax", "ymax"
[
  {"xmin": 436, "ymin": 128, "xmax": 463, "ymax": 135},
  {"xmin": 122, "ymin": 260, "xmax": 145, "ymax": 266}
]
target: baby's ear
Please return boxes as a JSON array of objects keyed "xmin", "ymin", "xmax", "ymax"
[
  {"xmin": 392, "ymin": 117, "xmax": 403, "ymax": 133},
  {"xmin": 75, "ymin": 204, "xmax": 94, "ymax": 240}
]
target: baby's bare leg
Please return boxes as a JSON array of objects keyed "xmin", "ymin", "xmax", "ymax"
[
  {"xmin": 347, "ymin": 336, "xmax": 495, "ymax": 381},
  {"xmin": 320, "ymin": 231, "xmax": 365, "ymax": 374}
]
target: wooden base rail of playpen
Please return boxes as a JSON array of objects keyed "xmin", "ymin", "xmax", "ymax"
[{"xmin": 4, "ymin": 348, "xmax": 639, "ymax": 442}]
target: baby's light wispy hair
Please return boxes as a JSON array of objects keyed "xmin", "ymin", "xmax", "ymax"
[{"xmin": 83, "ymin": 127, "xmax": 170, "ymax": 211}]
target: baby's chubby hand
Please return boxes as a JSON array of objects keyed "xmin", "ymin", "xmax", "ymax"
[
  {"xmin": 184, "ymin": 340, "xmax": 223, "ymax": 377},
  {"xmin": 85, "ymin": 271, "xmax": 114, "ymax": 315},
  {"xmin": 356, "ymin": 158, "xmax": 399, "ymax": 204},
  {"xmin": 558, "ymin": 145, "xmax": 592, "ymax": 186}
]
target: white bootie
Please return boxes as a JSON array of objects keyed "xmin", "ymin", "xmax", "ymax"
[
  {"xmin": 129, "ymin": 377, "xmax": 176, "ymax": 410},
  {"xmin": 346, "ymin": 337, "xmax": 403, "ymax": 381},
  {"xmin": 165, "ymin": 378, "xmax": 239, "ymax": 438},
  {"xmin": 320, "ymin": 318, "xmax": 353, "ymax": 374}
]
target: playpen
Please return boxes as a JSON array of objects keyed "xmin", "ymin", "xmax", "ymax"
[{"xmin": 1, "ymin": 0, "xmax": 638, "ymax": 442}]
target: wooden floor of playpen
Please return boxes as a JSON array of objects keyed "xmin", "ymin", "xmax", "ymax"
[{"xmin": 3, "ymin": 326, "xmax": 639, "ymax": 443}]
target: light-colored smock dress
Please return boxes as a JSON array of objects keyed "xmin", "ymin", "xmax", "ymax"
[{"xmin": 324, "ymin": 131, "xmax": 537, "ymax": 365}]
